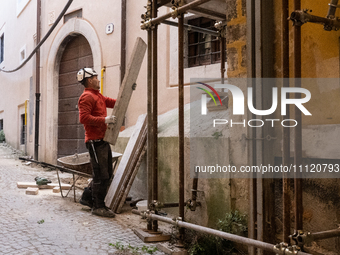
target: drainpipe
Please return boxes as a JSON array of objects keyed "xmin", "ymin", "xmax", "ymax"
[
  {"xmin": 34, "ymin": 0, "xmax": 41, "ymax": 160},
  {"xmin": 25, "ymin": 99, "xmax": 28, "ymax": 154},
  {"xmin": 121, "ymin": 0, "xmax": 127, "ymax": 84},
  {"xmin": 282, "ymin": 0, "xmax": 291, "ymax": 244},
  {"xmin": 100, "ymin": 67, "xmax": 105, "ymax": 94},
  {"xmin": 325, "ymin": 0, "xmax": 339, "ymax": 31},
  {"xmin": 293, "ymin": 0, "xmax": 303, "ymax": 232}
]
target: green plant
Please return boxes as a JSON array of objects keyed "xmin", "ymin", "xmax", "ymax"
[
  {"xmin": 108, "ymin": 242, "xmax": 157, "ymax": 255},
  {"xmin": 186, "ymin": 211, "xmax": 248, "ymax": 255},
  {"xmin": 212, "ymin": 131, "xmax": 223, "ymax": 140},
  {"xmin": 0, "ymin": 130, "xmax": 5, "ymax": 142},
  {"xmin": 141, "ymin": 245, "xmax": 157, "ymax": 254},
  {"xmin": 37, "ymin": 219, "xmax": 45, "ymax": 224}
]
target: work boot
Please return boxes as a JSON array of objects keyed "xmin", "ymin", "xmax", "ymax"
[
  {"xmin": 79, "ymin": 198, "xmax": 93, "ymax": 208},
  {"xmin": 91, "ymin": 207, "xmax": 115, "ymax": 218}
]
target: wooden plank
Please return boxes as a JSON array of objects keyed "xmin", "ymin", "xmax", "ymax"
[
  {"xmin": 104, "ymin": 114, "xmax": 147, "ymax": 208},
  {"xmin": 133, "ymin": 228, "xmax": 171, "ymax": 243},
  {"xmin": 26, "ymin": 188, "xmax": 39, "ymax": 195},
  {"xmin": 116, "ymin": 143, "xmax": 147, "ymax": 213},
  {"xmin": 17, "ymin": 182, "xmax": 71, "ymax": 190},
  {"xmin": 112, "ymin": 126, "xmax": 147, "ymax": 212},
  {"xmin": 112, "ymin": 122, "xmax": 147, "ymax": 212},
  {"xmin": 104, "ymin": 37, "xmax": 147, "ymax": 145}
]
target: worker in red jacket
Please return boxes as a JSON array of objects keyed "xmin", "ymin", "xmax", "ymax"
[{"xmin": 77, "ymin": 67, "xmax": 117, "ymax": 218}]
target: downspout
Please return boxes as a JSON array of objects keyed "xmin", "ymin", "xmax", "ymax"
[
  {"xmin": 100, "ymin": 67, "xmax": 105, "ymax": 94},
  {"xmin": 34, "ymin": 0, "xmax": 41, "ymax": 160},
  {"xmin": 121, "ymin": 0, "xmax": 127, "ymax": 84}
]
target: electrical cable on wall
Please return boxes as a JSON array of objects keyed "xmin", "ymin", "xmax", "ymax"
[{"xmin": 0, "ymin": 0, "xmax": 73, "ymax": 73}]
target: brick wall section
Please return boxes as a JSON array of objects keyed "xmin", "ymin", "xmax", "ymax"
[{"xmin": 226, "ymin": 0, "xmax": 247, "ymax": 78}]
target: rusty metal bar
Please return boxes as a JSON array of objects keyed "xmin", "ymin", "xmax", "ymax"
[
  {"xmin": 293, "ymin": 0, "xmax": 303, "ymax": 232},
  {"xmin": 326, "ymin": 0, "xmax": 339, "ymax": 18},
  {"xmin": 178, "ymin": 12, "xmax": 185, "ymax": 241},
  {"xmin": 131, "ymin": 210, "xmax": 312, "ymax": 254},
  {"xmin": 220, "ymin": 36, "xmax": 226, "ymax": 84},
  {"xmin": 289, "ymin": 10, "xmax": 340, "ymax": 31},
  {"xmin": 161, "ymin": 20, "xmax": 219, "ymax": 37},
  {"xmin": 145, "ymin": 0, "xmax": 211, "ymax": 27},
  {"xmin": 163, "ymin": 202, "xmax": 179, "ymax": 208},
  {"xmin": 147, "ymin": 25, "xmax": 153, "ymax": 230},
  {"xmin": 311, "ymin": 228, "xmax": 340, "ymax": 241},
  {"xmin": 152, "ymin": 0, "xmax": 159, "ymax": 233},
  {"xmin": 282, "ymin": 0, "xmax": 291, "ymax": 244},
  {"xmin": 246, "ymin": 0, "xmax": 257, "ymax": 253}
]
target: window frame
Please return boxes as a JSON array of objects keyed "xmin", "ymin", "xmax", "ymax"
[{"xmin": 187, "ymin": 17, "xmax": 222, "ymax": 68}]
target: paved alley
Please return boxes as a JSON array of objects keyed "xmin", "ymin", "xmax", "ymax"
[{"xmin": 0, "ymin": 144, "xmax": 166, "ymax": 255}]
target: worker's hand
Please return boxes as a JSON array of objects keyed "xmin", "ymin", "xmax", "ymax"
[
  {"xmin": 132, "ymin": 83, "xmax": 137, "ymax": 90},
  {"xmin": 105, "ymin": 115, "xmax": 117, "ymax": 124}
]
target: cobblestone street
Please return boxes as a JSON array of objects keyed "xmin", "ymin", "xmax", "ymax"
[{"xmin": 0, "ymin": 144, "xmax": 166, "ymax": 255}]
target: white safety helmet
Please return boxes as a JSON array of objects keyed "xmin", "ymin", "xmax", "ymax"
[{"xmin": 77, "ymin": 68, "xmax": 98, "ymax": 83}]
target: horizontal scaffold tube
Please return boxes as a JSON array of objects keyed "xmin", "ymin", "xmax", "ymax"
[
  {"xmin": 132, "ymin": 210, "xmax": 311, "ymax": 254},
  {"xmin": 310, "ymin": 228, "xmax": 340, "ymax": 241},
  {"xmin": 145, "ymin": 0, "xmax": 211, "ymax": 27}
]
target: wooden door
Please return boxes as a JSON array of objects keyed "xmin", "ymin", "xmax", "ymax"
[{"xmin": 58, "ymin": 35, "xmax": 93, "ymax": 158}]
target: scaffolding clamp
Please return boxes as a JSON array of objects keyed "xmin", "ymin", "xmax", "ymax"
[
  {"xmin": 273, "ymin": 242, "xmax": 288, "ymax": 255},
  {"xmin": 284, "ymin": 245, "xmax": 301, "ymax": 255},
  {"xmin": 175, "ymin": 217, "xmax": 183, "ymax": 228},
  {"xmin": 149, "ymin": 200, "xmax": 164, "ymax": 211},
  {"xmin": 140, "ymin": 19, "xmax": 153, "ymax": 30},
  {"xmin": 215, "ymin": 21, "xmax": 227, "ymax": 38}
]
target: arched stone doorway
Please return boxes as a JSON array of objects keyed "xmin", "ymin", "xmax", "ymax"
[{"xmin": 57, "ymin": 34, "xmax": 93, "ymax": 158}]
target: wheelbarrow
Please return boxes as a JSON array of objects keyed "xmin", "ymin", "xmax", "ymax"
[{"xmin": 57, "ymin": 151, "xmax": 122, "ymax": 201}]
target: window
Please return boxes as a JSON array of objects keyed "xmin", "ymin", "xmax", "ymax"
[
  {"xmin": 187, "ymin": 17, "xmax": 222, "ymax": 68},
  {"xmin": 0, "ymin": 34, "xmax": 4, "ymax": 63},
  {"xmin": 0, "ymin": 119, "xmax": 3, "ymax": 130},
  {"xmin": 20, "ymin": 114, "xmax": 25, "ymax": 145}
]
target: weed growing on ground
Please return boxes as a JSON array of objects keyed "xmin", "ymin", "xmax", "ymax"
[
  {"xmin": 109, "ymin": 242, "xmax": 158, "ymax": 255},
  {"xmin": 185, "ymin": 211, "xmax": 248, "ymax": 255},
  {"xmin": 37, "ymin": 219, "xmax": 45, "ymax": 224}
]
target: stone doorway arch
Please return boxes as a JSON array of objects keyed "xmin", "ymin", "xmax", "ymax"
[{"xmin": 45, "ymin": 18, "xmax": 102, "ymax": 163}]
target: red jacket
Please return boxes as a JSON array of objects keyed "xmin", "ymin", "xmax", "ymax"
[{"xmin": 78, "ymin": 88, "xmax": 116, "ymax": 143}]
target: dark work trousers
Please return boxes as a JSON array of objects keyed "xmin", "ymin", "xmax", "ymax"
[{"xmin": 86, "ymin": 140, "xmax": 113, "ymax": 209}]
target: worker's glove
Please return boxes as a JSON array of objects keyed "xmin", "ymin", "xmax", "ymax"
[
  {"xmin": 105, "ymin": 115, "xmax": 117, "ymax": 124},
  {"xmin": 132, "ymin": 83, "xmax": 137, "ymax": 90}
]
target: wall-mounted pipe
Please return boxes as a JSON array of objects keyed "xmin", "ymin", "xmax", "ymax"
[
  {"xmin": 131, "ymin": 210, "xmax": 312, "ymax": 255},
  {"xmin": 100, "ymin": 67, "xmax": 105, "ymax": 94}
]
